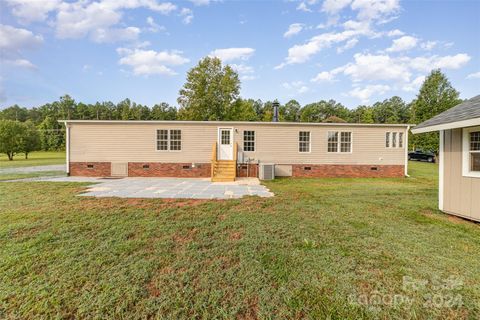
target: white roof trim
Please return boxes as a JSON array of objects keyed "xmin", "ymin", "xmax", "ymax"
[
  {"xmin": 59, "ymin": 120, "xmax": 411, "ymax": 128},
  {"xmin": 411, "ymin": 117, "xmax": 480, "ymax": 134}
]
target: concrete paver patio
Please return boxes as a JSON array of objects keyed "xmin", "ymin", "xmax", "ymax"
[{"xmin": 14, "ymin": 176, "xmax": 274, "ymax": 199}]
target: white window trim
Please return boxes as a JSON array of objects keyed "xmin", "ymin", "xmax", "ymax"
[
  {"xmin": 243, "ymin": 130, "xmax": 255, "ymax": 152},
  {"xmin": 462, "ymin": 126, "xmax": 480, "ymax": 178},
  {"xmin": 385, "ymin": 131, "xmax": 405, "ymax": 149},
  {"xmin": 327, "ymin": 131, "xmax": 353, "ymax": 153},
  {"xmin": 298, "ymin": 131, "xmax": 311, "ymax": 153},
  {"xmin": 155, "ymin": 129, "xmax": 182, "ymax": 152}
]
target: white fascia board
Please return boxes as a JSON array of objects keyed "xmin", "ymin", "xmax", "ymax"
[{"xmin": 411, "ymin": 118, "xmax": 480, "ymax": 134}]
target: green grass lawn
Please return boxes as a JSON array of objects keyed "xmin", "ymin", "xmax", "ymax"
[
  {"xmin": 0, "ymin": 171, "xmax": 66, "ymax": 182},
  {"xmin": 0, "ymin": 151, "xmax": 65, "ymax": 168},
  {"xmin": 0, "ymin": 162, "xmax": 479, "ymax": 319}
]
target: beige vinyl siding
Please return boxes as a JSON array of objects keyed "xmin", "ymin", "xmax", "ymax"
[
  {"xmin": 443, "ymin": 128, "xmax": 480, "ymax": 221},
  {"xmin": 69, "ymin": 122, "xmax": 407, "ymax": 165}
]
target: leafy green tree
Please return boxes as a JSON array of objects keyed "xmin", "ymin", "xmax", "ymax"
[
  {"xmin": 282, "ymin": 100, "xmax": 301, "ymax": 122},
  {"xmin": 300, "ymin": 100, "xmax": 350, "ymax": 123},
  {"xmin": 39, "ymin": 116, "xmax": 65, "ymax": 150},
  {"xmin": 178, "ymin": 57, "xmax": 240, "ymax": 120},
  {"xmin": 151, "ymin": 103, "xmax": 178, "ymax": 120},
  {"xmin": 226, "ymin": 99, "xmax": 259, "ymax": 121},
  {"xmin": 59, "ymin": 95, "xmax": 76, "ymax": 120},
  {"xmin": 410, "ymin": 69, "xmax": 461, "ymax": 152},
  {"xmin": 0, "ymin": 105, "xmax": 28, "ymax": 121},
  {"xmin": 351, "ymin": 105, "xmax": 374, "ymax": 123},
  {"xmin": 19, "ymin": 121, "xmax": 41, "ymax": 159},
  {"xmin": 0, "ymin": 120, "xmax": 24, "ymax": 160},
  {"xmin": 371, "ymin": 96, "xmax": 409, "ymax": 123}
]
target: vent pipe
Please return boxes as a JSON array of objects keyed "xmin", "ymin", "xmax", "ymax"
[{"xmin": 272, "ymin": 101, "xmax": 279, "ymax": 122}]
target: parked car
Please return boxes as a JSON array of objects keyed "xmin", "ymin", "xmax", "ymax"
[{"xmin": 408, "ymin": 150, "xmax": 436, "ymax": 163}]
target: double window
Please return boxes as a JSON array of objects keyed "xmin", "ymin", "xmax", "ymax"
[
  {"xmin": 243, "ymin": 130, "xmax": 255, "ymax": 151},
  {"xmin": 328, "ymin": 131, "xmax": 352, "ymax": 153},
  {"xmin": 386, "ymin": 131, "xmax": 404, "ymax": 148},
  {"xmin": 463, "ymin": 127, "xmax": 480, "ymax": 177},
  {"xmin": 299, "ymin": 131, "xmax": 310, "ymax": 152},
  {"xmin": 157, "ymin": 129, "xmax": 181, "ymax": 151}
]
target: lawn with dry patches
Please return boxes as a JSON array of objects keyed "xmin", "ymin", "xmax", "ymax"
[{"xmin": 0, "ymin": 162, "xmax": 479, "ymax": 319}]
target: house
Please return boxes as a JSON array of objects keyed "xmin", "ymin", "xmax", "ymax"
[
  {"xmin": 61, "ymin": 120, "xmax": 410, "ymax": 181},
  {"xmin": 411, "ymin": 95, "xmax": 480, "ymax": 222}
]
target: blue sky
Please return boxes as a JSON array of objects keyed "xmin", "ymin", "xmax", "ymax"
[{"xmin": 1, "ymin": 0, "xmax": 479, "ymax": 109}]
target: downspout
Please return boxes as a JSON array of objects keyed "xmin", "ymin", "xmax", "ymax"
[
  {"xmin": 404, "ymin": 126, "xmax": 410, "ymax": 177},
  {"xmin": 439, "ymin": 130, "xmax": 444, "ymax": 211},
  {"xmin": 65, "ymin": 122, "xmax": 70, "ymax": 176}
]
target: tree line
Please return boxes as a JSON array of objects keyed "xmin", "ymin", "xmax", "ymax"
[{"xmin": 0, "ymin": 57, "xmax": 462, "ymax": 159}]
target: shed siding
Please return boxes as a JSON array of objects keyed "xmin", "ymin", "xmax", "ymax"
[
  {"xmin": 69, "ymin": 123, "xmax": 407, "ymax": 166},
  {"xmin": 443, "ymin": 129, "xmax": 480, "ymax": 221}
]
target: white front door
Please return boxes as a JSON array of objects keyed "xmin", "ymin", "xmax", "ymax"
[{"xmin": 218, "ymin": 128, "xmax": 234, "ymax": 160}]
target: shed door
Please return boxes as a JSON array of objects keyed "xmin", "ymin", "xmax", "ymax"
[
  {"xmin": 218, "ymin": 128, "xmax": 233, "ymax": 160},
  {"xmin": 111, "ymin": 162, "xmax": 128, "ymax": 177}
]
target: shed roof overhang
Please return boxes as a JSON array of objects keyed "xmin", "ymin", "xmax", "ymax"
[{"xmin": 411, "ymin": 117, "xmax": 480, "ymax": 134}]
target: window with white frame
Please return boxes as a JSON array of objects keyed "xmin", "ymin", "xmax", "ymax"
[
  {"xmin": 386, "ymin": 131, "xmax": 404, "ymax": 148},
  {"xmin": 299, "ymin": 131, "xmax": 310, "ymax": 152},
  {"xmin": 156, "ymin": 129, "xmax": 182, "ymax": 151},
  {"xmin": 328, "ymin": 131, "xmax": 351, "ymax": 153},
  {"xmin": 243, "ymin": 130, "xmax": 255, "ymax": 151},
  {"xmin": 463, "ymin": 127, "xmax": 480, "ymax": 177}
]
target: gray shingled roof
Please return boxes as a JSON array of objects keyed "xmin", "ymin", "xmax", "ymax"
[{"xmin": 414, "ymin": 95, "xmax": 480, "ymax": 130}]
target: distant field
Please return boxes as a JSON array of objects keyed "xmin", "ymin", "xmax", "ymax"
[
  {"xmin": 0, "ymin": 151, "xmax": 65, "ymax": 168},
  {"xmin": 1, "ymin": 161, "xmax": 479, "ymax": 318}
]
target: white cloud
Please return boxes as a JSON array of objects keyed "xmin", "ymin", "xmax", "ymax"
[
  {"xmin": 349, "ymin": 84, "xmax": 390, "ymax": 102},
  {"xmin": 386, "ymin": 35, "xmax": 418, "ymax": 52},
  {"xmin": 387, "ymin": 29, "xmax": 404, "ymax": 37},
  {"xmin": 402, "ymin": 75, "xmax": 425, "ymax": 92},
  {"xmin": 146, "ymin": 16, "xmax": 166, "ymax": 33},
  {"xmin": 321, "ymin": 0, "xmax": 351, "ymax": 14},
  {"xmin": 296, "ymin": 2, "xmax": 312, "ymax": 12},
  {"xmin": 0, "ymin": 24, "xmax": 43, "ymax": 50},
  {"xmin": 5, "ymin": 0, "xmax": 61, "ymax": 23},
  {"xmin": 7, "ymin": 1, "xmax": 178, "ymax": 42},
  {"xmin": 230, "ymin": 64, "xmax": 256, "ymax": 81},
  {"xmin": 467, "ymin": 71, "xmax": 480, "ymax": 79},
  {"xmin": 283, "ymin": 81, "xmax": 309, "ymax": 94},
  {"xmin": 406, "ymin": 54, "xmax": 471, "ymax": 72},
  {"xmin": 90, "ymin": 27, "xmax": 141, "ymax": 43},
  {"xmin": 189, "ymin": 0, "xmax": 219, "ymax": 5},
  {"xmin": 337, "ymin": 38, "xmax": 358, "ymax": 53},
  {"xmin": 351, "ymin": 0, "xmax": 400, "ymax": 22},
  {"xmin": 179, "ymin": 8, "xmax": 193, "ymax": 24},
  {"xmin": 0, "ymin": 24, "xmax": 43, "ymax": 69},
  {"xmin": 117, "ymin": 47, "xmax": 189, "ymax": 76},
  {"xmin": 210, "ymin": 47, "xmax": 255, "ymax": 62},
  {"xmin": 311, "ymin": 71, "xmax": 335, "ymax": 82},
  {"xmin": 421, "ymin": 41, "xmax": 437, "ymax": 51},
  {"xmin": 284, "ymin": 23, "xmax": 304, "ymax": 38},
  {"xmin": 343, "ymin": 53, "xmax": 410, "ymax": 82},
  {"xmin": 275, "ymin": 27, "xmax": 373, "ymax": 68}
]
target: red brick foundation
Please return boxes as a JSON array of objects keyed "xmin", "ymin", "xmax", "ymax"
[
  {"xmin": 237, "ymin": 164, "xmax": 259, "ymax": 178},
  {"xmin": 70, "ymin": 162, "xmax": 111, "ymax": 177},
  {"xmin": 69, "ymin": 162, "xmax": 404, "ymax": 178},
  {"xmin": 128, "ymin": 162, "xmax": 211, "ymax": 178},
  {"xmin": 292, "ymin": 164, "xmax": 404, "ymax": 178}
]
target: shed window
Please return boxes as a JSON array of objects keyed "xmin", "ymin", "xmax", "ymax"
[
  {"xmin": 462, "ymin": 127, "xmax": 480, "ymax": 177},
  {"xmin": 156, "ymin": 129, "xmax": 181, "ymax": 151},
  {"xmin": 470, "ymin": 131, "xmax": 480, "ymax": 172},
  {"xmin": 328, "ymin": 131, "xmax": 351, "ymax": 153},
  {"xmin": 243, "ymin": 130, "xmax": 255, "ymax": 152},
  {"xmin": 386, "ymin": 131, "xmax": 404, "ymax": 148},
  {"xmin": 299, "ymin": 131, "xmax": 310, "ymax": 153}
]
